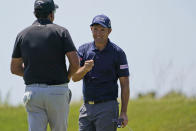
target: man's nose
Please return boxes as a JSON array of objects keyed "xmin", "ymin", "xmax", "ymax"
[{"xmin": 96, "ymin": 30, "xmax": 102, "ymax": 35}]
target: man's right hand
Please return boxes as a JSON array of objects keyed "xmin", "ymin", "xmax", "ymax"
[
  {"xmin": 72, "ymin": 59, "xmax": 94, "ymax": 82},
  {"xmin": 84, "ymin": 60, "xmax": 94, "ymax": 72}
]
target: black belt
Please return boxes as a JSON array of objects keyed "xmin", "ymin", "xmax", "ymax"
[{"xmin": 85, "ymin": 99, "xmax": 116, "ymax": 104}]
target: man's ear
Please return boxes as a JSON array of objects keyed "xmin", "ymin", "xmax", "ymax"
[
  {"xmin": 108, "ymin": 28, "xmax": 112, "ymax": 34},
  {"xmin": 48, "ymin": 12, "xmax": 54, "ymax": 21},
  {"xmin": 90, "ymin": 26, "xmax": 93, "ymax": 31}
]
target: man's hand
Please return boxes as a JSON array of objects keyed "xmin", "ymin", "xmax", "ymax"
[
  {"xmin": 83, "ymin": 60, "xmax": 94, "ymax": 72},
  {"xmin": 119, "ymin": 112, "xmax": 128, "ymax": 127},
  {"xmin": 72, "ymin": 60, "xmax": 94, "ymax": 82}
]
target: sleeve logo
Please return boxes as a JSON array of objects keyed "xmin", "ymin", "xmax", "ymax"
[{"xmin": 120, "ymin": 64, "xmax": 129, "ymax": 69}]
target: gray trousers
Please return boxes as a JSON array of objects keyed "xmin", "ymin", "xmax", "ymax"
[
  {"xmin": 23, "ymin": 84, "xmax": 71, "ymax": 131},
  {"xmin": 79, "ymin": 100, "xmax": 119, "ymax": 131}
]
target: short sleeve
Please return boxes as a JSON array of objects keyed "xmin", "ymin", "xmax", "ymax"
[
  {"xmin": 63, "ymin": 30, "xmax": 76, "ymax": 53},
  {"xmin": 116, "ymin": 50, "xmax": 129, "ymax": 77},
  {"xmin": 12, "ymin": 34, "xmax": 22, "ymax": 58},
  {"xmin": 77, "ymin": 46, "xmax": 85, "ymax": 67}
]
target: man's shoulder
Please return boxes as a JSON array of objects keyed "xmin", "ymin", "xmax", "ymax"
[
  {"xmin": 48, "ymin": 23, "xmax": 69, "ymax": 33},
  {"xmin": 78, "ymin": 42, "xmax": 93, "ymax": 50},
  {"xmin": 16, "ymin": 25, "xmax": 34, "ymax": 39},
  {"xmin": 51, "ymin": 23, "xmax": 67, "ymax": 30},
  {"xmin": 109, "ymin": 41, "xmax": 124, "ymax": 53},
  {"xmin": 80, "ymin": 42, "xmax": 93, "ymax": 47}
]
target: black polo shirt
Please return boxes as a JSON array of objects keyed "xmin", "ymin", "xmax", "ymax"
[
  {"xmin": 12, "ymin": 19, "xmax": 76, "ymax": 85},
  {"xmin": 78, "ymin": 40, "xmax": 129, "ymax": 101}
]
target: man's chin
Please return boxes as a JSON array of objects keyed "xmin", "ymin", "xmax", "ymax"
[{"xmin": 95, "ymin": 39, "xmax": 104, "ymax": 44}]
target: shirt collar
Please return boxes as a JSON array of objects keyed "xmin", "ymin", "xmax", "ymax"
[
  {"xmin": 32, "ymin": 18, "xmax": 53, "ymax": 25},
  {"xmin": 91, "ymin": 39, "xmax": 111, "ymax": 52}
]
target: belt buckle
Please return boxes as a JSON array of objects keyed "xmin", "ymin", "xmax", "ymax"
[{"xmin": 88, "ymin": 101, "xmax": 94, "ymax": 104}]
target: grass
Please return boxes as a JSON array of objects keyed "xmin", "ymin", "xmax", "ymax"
[
  {"xmin": 0, "ymin": 93, "xmax": 196, "ymax": 131},
  {"xmin": 126, "ymin": 98, "xmax": 196, "ymax": 131},
  {"xmin": 0, "ymin": 105, "xmax": 27, "ymax": 131}
]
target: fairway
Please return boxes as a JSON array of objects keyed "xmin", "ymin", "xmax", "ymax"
[{"xmin": 0, "ymin": 94, "xmax": 196, "ymax": 131}]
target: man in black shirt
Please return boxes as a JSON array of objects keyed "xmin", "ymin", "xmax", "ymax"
[{"xmin": 10, "ymin": 0, "xmax": 79, "ymax": 131}]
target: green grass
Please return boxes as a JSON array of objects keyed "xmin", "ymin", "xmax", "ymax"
[
  {"xmin": 0, "ymin": 105, "xmax": 27, "ymax": 131},
  {"xmin": 0, "ymin": 94, "xmax": 196, "ymax": 131},
  {"xmin": 125, "ymin": 98, "xmax": 196, "ymax": 131}
]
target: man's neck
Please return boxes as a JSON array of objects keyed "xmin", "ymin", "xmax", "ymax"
[
  {"xmin": 95, "ymin": 42, "xmax": 107, "ymax": 51},
  {"xmin": 95, "ymin": 39, "xmax": 108, "ymax": 51}
]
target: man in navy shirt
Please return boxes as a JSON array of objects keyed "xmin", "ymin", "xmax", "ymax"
[
  {"xmin": 72, "ymin": 14, "xmax": 130, "ymax": 131},
  {"xmin": 11, "ymin": 0, "xmax": 79, "ymax": 131}
]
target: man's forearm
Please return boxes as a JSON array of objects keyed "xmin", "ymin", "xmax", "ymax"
[
  {"xmin": 72, "ymin": 66, "xmax": 88, "ymax": 82},
  {"xmin": 120, "ymin": 77, "xmax": 130, "ymax": 113},
  {"xmin": 121, "ymin": 85, "xmax": 130, "ymax": 113},
  {"xmin": 67, "ymin": 64, "xmax": 79, "ymax": 81},
  {"xmin": 10, "ymin": 58, "xmax": 24, "ymax": 77},
  {"xmin": 11, "ymin": 66, "xmax": 24, "ymax": 77},
  {"xmin": 66, "ymin": 51, "xmax": 80, "ymax": 81}
]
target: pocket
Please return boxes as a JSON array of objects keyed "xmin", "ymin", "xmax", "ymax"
[
  {"xmin": 114, "ymin": 101, "xmax": 119, "ymax": 118},
  {"xmin": 68, "ymin": 89, "xmax": 72, "ymax": 104},
  {"xmin": 23, "ymin": 91, "xmax": 32, "ymax": 106}
]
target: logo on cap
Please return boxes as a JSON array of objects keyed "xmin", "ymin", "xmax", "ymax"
[
  {"xmin": 36, "ymin": 0, "xmax": 44, "ymax": 8},
  {"xmin": 91, "ymin": 14, "xmax": 111, "ymax": 28},
  {"xmin": 94, "ymin": 17, "xmax": 106, "ymax": 23}
]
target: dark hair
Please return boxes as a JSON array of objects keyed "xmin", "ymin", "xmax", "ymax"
[{"xmin": 34, "ymin": 9, "xmax": 52, "ymax": 19}]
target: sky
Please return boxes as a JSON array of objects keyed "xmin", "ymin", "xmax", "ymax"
[{"xmin": 0, "ymin": 0, "xmax": 196, "ymax": 105}]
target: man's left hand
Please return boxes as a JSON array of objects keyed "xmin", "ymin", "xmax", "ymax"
[{"xmin": 119, "ymin": 112, "xmax": 128, "ymax": 127}]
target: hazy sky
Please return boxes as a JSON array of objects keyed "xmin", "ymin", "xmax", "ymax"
[{"xmin": 0, "ymin": 0, "xmax": 196, "ymax": 105}]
